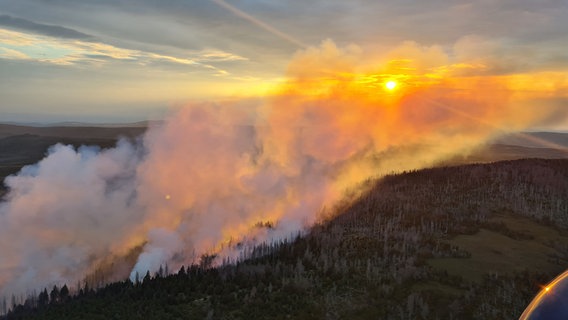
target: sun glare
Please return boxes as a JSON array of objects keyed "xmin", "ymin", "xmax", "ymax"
[{"xmin": 385, "ymin": 80, "xmax": 397, "ymax": 91}]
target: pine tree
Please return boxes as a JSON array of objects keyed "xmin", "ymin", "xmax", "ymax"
[
  {"xmin": 50, "ymin": 285, "xmax": 60, "ymax": 304},
  {"xmin": 1, "ymin": 296, "xmax": 6, "ymax": 315},
  {"xmin": 143, "ymin": 271, "xmax": 152, "ymax": 283},
  {"xmin": 60, "ymin": 284, "xmax": 70, "ymax": 302},
  {"xmin": 38, "ymin": 289, "xmax": 49, "ymax": 307},
  {"xmin": 157, "ymin": 264, "xmax": 164, "ymax": 278}
]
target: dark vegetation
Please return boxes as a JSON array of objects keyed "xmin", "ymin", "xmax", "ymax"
[
  {"xmin": 445, "ymin": 144, "xmax": 568, "ymax": 166},
  {"xmin": 3, "ymin": 158, "xmax": 568, "ymax": 319}
]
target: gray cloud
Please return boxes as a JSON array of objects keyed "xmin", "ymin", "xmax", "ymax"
[
  {"xmin": 0, "ymin": 14, "xmax": 94, "ymax": 40},
  {"xmin": 2, "ymin": 0, "xmax": 567, "ymax": 67},
  {"xmin": 2, "ymin": 0, "xmax": 568, "ymax": 50}
]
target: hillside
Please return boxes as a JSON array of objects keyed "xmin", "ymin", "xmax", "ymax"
[
  {"xmin": 443, "ymin": 131, "xmax": 568, "ymax": 165},
  {"xmin": 0, "ymin": 124, "xmax": 146, "ymax": 140},
  {"xmin": 495, "ymin": 132, "xmax": 568, "ymax": 149},
  {"xmin": 4, "ymin": 159, "xmax": 568, "ymax": 319},
  {"xmin": 0, "ymin": 124, "xmax": 146, "ymax": 199}
]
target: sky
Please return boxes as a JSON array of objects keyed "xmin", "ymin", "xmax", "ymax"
[{"xmin": 0, "ymin": 0, "xmax": 567, "ymax": 126}]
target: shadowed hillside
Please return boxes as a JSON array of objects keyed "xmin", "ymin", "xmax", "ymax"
[
  {"xmin": 0, "ymin": 124, "xmax": 146, "ymax": 199},
  {"xmin": 4, "ymin": 159, "xmax": 567, "ymax": 319},
  {"xmin": 0, "ymin": 124, "xmax": 146, "ymax": 140},
  {"xmin": 495, "ymin": 132, "xmax": 568, "ymax": 148}
]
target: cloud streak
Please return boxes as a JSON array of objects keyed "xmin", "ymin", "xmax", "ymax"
[
  {"xmin": 211, "ymin": 0, "xmax": 307, "ymax": 49},
  {"xmin": 0, "ymin": 14, "xmax": 94, "ymax": 40},
  {"xmin": 0, "ymin": 27, "xmax": 243, "ymax": 75}
]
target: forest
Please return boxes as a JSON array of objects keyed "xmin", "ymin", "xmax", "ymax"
[{"xmin": 3, "ymin": 158, "xmax": 568, "ymax": 319}]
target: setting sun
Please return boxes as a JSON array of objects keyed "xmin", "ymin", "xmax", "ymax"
[{"xmin": 385, "ymin": 80, "xmax": 397, "ymax": 90}]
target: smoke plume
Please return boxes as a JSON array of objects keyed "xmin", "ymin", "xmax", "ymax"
[{"xmin": 0, "ymin": 39, "xmax": 565, "ymax": 298}]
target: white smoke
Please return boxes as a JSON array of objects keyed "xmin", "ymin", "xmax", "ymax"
[{"xmin": 0, "ymin": 141, "xmax": 142, "ymax": 295}]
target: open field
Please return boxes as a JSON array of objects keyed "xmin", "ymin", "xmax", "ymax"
[{"xmin": 428, "ymin": 214, "xmax": 568, "ymax": 282}]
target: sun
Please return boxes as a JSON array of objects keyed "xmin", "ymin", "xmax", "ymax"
[{"xmin": 385, "ymin": 80, "xmax": 397, "ymax": 91}]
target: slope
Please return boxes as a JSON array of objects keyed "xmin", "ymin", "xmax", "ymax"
[{"xmin": 4, "ymin": 158, "xmax": 568, "ymax": 319}]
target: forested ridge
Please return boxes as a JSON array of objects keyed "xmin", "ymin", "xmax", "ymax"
[{"xmin": 3, "ymin": 158, "xmax": 568, "ymax": 319}]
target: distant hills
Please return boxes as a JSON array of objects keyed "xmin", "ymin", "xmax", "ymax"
[
  {"xmin": 1, "ymin": 122, "xmax": 567, "ymax": 149},
  {"xmin": 494, "ymin": 132, "xmax": 568, "ymax": 149},
  {"xmin": 0, "ymin": 120, "xmax": 157, "ymax": 128},
  {"xmin": 443, "ymin": 132, "xmax": 568, "ymax": 165},
  {"xmin": 0, "ymin": 123, "xmax": 147, "ymax": 140}
]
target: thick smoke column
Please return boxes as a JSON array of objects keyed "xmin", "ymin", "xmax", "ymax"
[
  {"xmin": 0, "ymin": 39, "xmax": 566, "ymax": 298},
  {"xmin": 0, "ymin": 142, "xmax": 142, "ymax": 295}
]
